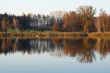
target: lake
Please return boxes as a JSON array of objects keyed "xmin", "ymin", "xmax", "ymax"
[{"xmin": 0, "ymin": 38, "xmax": 110, "ymax": 73}]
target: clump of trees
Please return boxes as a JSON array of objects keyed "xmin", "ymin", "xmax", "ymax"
[
  {"xmin": 63, "ymin": 11, "xmax": 79, "ymax": 31},
  {"xmin": 95, "ymin": 10, "xmax": 110, "ymax": 32},
  {"xmin": 0, "ymin": 6, "xmax": 110, "ymax": 32}
]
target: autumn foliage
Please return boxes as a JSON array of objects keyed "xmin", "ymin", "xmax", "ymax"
[
  {"xmin": 63, "ymin": 11, "xmax": 79, "ymax": 31},
  {"xmin": 0, "ymin": 6, "xmax": 110, "ymax": 33},
  {"xmin": 95, "ymin": 10, "xmax": 110, "ymax": 32},
  {"xmin": 52, "ymin": 21, "xmax": 59, "ymax": 31}
]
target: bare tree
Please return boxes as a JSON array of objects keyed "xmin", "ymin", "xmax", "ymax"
[{"xmin": 77, "ymin": 6, "xmax": 96, "ymax": 32}]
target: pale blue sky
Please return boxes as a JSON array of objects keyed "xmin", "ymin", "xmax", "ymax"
[{"xmin": 0, "ymin": 0, "xmax": 110, "ymax": 15}]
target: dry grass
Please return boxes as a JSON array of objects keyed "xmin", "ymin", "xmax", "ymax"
[
  {"xmin": 0, "ymin": 32, "xmax": 110, "ymax": 38},
  {"xmin": 88, "ymin": 32, "xmax": 110, "ymax": 38}
]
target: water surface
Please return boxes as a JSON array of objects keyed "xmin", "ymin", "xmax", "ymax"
[{"xmin": 0, "ymin": 38, "xmax": 110, "ymax": 73}]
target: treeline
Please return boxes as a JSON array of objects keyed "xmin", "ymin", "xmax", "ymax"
[{"xmin": 0, "ymin": 6, "xmax": 110, "ymax": 32}]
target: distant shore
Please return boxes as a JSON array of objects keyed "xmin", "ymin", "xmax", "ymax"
[{"xmin": 0, "ymin": 32, "xmax": 110, "ymax": 39}]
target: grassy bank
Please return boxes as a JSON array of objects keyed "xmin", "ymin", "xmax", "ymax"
[
  {"xmin": 88, "ymin": 32, "xmax": 110, "ymax": 38},
  {"xmin": 0, "ymin": 32, "xmax": 87, "ymax": 38},
  {"xmin": 0, "ymin": 32, "xmax": 110, "ymax": 38}
]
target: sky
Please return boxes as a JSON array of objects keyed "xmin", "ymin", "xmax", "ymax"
[{"xmin": 0, "ymin": 0, "xmax": 110, "ymax": 15}]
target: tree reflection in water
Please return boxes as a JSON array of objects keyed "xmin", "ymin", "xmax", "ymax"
[{"xmin": 0, "ymin": 38, "xmax": 110, "ymax": 63}]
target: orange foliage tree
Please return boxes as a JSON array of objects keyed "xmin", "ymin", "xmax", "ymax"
[
  {"xmin": 63, "ymin": 11, "xmax": 78, "ymax": 31},
  {"xmin": 95, "ymin": 10, "xmax": 110, "ymax": 32},
  {"xmin": 52, "ymin": 21, "xmax": 59, "ymax": 31}
]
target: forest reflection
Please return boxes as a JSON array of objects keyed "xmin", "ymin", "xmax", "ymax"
[{"xmin": 0, "ymin": 38, "xmax": 110, "ymax": 63}]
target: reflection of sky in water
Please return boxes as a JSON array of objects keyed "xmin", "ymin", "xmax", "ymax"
[
  {"xmin": 0, "ymin": 52, "xmax": 110, "ymax": 73},
  {"xmin": 0, "ymin": 38, "xmax": 110, "ymax": 73}
]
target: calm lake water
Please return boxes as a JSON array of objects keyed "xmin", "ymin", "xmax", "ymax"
[{"xmin": 0, "ymin": 38, "xmax": 110, "ymax": 73}]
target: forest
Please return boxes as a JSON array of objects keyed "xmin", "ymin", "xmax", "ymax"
[{"xmin": 0, "ymin": 6, "xmax": 110, "ymax": 33}]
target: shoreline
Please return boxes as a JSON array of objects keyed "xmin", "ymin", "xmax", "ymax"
[{"xmin": 0, "ymin": 32, "xmax": 110, "ymax": 39}]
